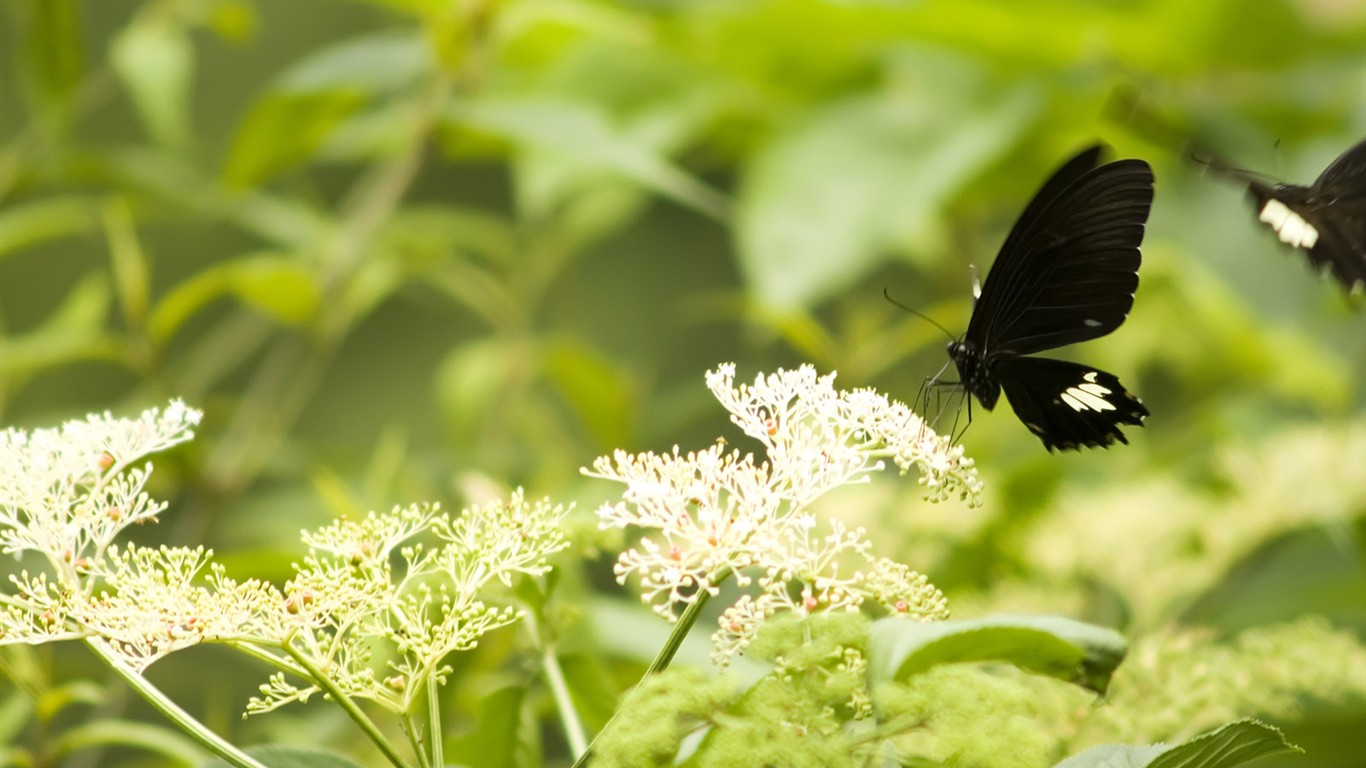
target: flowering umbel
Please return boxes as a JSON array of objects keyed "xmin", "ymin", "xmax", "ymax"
[
  {"xmin": 586, "ymin": 364, "xmax": 979, "ymax": 662},
  {"xmin": 1, "ymin": 401, "xmax": 572, "ymax": 722},
  {"xmin": 1, "ymin": 400, "xmax": 204, "ymax": 653}
]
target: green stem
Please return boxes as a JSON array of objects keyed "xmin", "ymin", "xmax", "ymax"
[
  {"xmin": 282, "ymin": 643, "xmax": 411, "ymax": 768},
  {"xmin": 85, "ymin": 639, "xmax": 268, "ymax": 768},
  {"xmin": 426, "ymin": 674, "xmax": 444, "ymax": 768},
  {"xmin": 398, "ymin": 713, "xmax": 429, "ymax": 768},
  {"xmin": 570, "ymin": 567, "xmax": 732, "ymax": 768},
  {"xmin": 541, "ymin": 641, "xmax": 587, "ymax": 757}
]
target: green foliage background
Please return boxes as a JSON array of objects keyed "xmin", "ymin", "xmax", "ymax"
[{"xmin": 2, "ymin": 0, "xmax": 1364, "ymax": 765}]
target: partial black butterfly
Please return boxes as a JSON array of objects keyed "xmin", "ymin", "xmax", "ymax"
[
  {"xmin": 945, "ymin": 145, "xmax": 1153, "ymax": 451},
  {"xmin": 1204, "ymin": 138, "xmax": 1366, "ymax": 294}
]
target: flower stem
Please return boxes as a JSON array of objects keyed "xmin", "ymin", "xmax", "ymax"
[
  {"xmin": 542, "ymin": 641, "xmax": 587, "ymax": 757},
  {"xmin": 569, "ymin": 567, "xmax": 732, "ymax": 768},
  {"xmin": 427, "ymin": 675, "xmax": 444, "ymax": 768},
  {"xmin": 86, "ymin": 639, "xmax": 269, "ymax": 768},
  {"xmin": 281, "ymin": 643, "xmax": 411, "ymax": 768}
]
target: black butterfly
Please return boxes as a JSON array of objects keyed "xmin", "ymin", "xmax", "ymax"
[
  {"xmin": 945, "ymin": 145, "xmax": 1153, "ymax": 451},
  {"xmin": 1209, "ymin": 138, "xmax": 1366, "ymax": 294}
]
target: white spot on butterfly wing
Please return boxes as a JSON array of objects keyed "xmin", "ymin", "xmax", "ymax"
[
  {"xmin": 1259, "ymin": 198, "xmax": 1319, "ymax": 249},
  {"xmin": 1060, "ymin": 372, "xmax": 1116, "ymax": 412},
  {"xmin": 1084, "ymin": 319, "xmax": 1102, "ymax": 328}
]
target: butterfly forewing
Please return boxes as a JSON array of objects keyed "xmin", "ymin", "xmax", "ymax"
[
  {"xmin": 1312, "ymin": 137, "xmax": 1366, "ymax": 194},
  {"xmin": 946, "ymin": 144, "xmax": 1153, "ymax": 452},
  {"xmin": 968, "ymin": 152, "xmax": 1154, "ymax": 357}
]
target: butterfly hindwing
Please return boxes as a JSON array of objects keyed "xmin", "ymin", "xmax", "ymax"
[
  {"xmin": 968, "ymin": 149, "xmax": 1154, "ymax": 357},
  {"xmin": 993, "ymin": 357, "xmax": 1148, "ymax": 452}
]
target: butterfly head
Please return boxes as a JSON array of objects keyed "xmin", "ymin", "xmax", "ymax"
[{"xmin": 946, "ymin": 340, "xmax": 1001, "ymax": 410}]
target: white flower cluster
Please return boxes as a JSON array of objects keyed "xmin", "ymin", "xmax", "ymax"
[
  {"xmin": 255, "ymin": 491, "xmax": 571, "ymax": 715},
  {"xmin": 1, "ymin": 400, "xmax": 204, "ymax": 653},
  {"xmin": 586, "ymin": 364, "xmax": 974, "ymax": 662},
  {"xmin": 0, "ymin": 400, "xmax": 201, "ymax": 571},
  {"xmin": 1, "ymin": 402, "xmax": 572, "ymax": 720}
]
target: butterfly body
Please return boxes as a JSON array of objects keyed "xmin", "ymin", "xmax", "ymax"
[
  {"xmin": 946, "ymin": 340, "xmax": 1000, "ymax": 409},
  {"xmin": 947, "ymin": 145, "xmax": 1153, "ymax": 451}
]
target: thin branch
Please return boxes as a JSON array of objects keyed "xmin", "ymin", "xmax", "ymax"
[{"xmin": 86, "ymin": 639, "xmax": 269, "ymax": 768}]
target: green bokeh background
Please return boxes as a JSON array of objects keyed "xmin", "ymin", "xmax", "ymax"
[{"xmin": 2, "ymin": 0, "xmax": 1364, "ymax": 766}]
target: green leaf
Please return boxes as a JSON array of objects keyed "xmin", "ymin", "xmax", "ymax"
[
  {"xmin": 435, "ymin": 338, "xmax": 518, "ymax": 441},
  {"xmin": 587, "ymin": 597, "xmax": 713, "ymax": 669},
  {"xmin": 1054, "ymin": 720, "xmax": 1301, "ymax": 768},
  {"xmin": 868, "ymin": 614, "xmax": 1127, "ymax": 694},
  {"xmin": 34, "ymin": 680, "xmax": 105, "ymax": 722},
  {"xmin": 111, "ymin": 17, "xmax": 194, "ymax": 151},
  {"xmin": 0, "ymin": 196, "xmax": 100, "ymax": 259},
  {"xmin": 735, "ymin": 51, "xmax": 1039, "ymax": 310},
  {"xmin": 446, "ymin": 684, "xmax": 535, "ymax": 768},
  {"xmin": 0, "ymin": 274, "xmax": 117, "ymax": 392},
  {"xmin": 448, "ymin": 97, "xmax": 728, "ymax": 222},
  {"xmin": 101, "ymin": 196, "xmax": 151, "ymax": 329},
  {"xmin": 16, "ymin": 0, "xmax": 84, "ymax": 118},
  {"xmin": 200, "ymin": 745, "xmax": 365, "ymax": 768},
  {"xmin": 149, "ymin": 254, "xmax": 319, "ymax": 342},
  {"xmin": 224, "ymin": 91, "xmax": 367, "ymax": 186},
  {"xmin": 1148, "ymin": 720, "xmax": 1302, "ymax": 768},
  {"xmin": 221, "ymin": 31, "xmax": 432, "ymax": 185},
  {"xmin": 276, "ymin": 30, "xmax": 430, "ymax": 95},
  {"xmin": 539, "ymin": 338, "xmax": 636, "ymax": 450},
  {"xmin": 0, "ymin": 687, "xmax": 34, "ymax": 746},
  {"xmin": 559, "ymin": 653, "xmax": 624, "ymax": 734},
  {"xmin": 49, "ymin": 719, "xmax": 205, "ymax": 765}
]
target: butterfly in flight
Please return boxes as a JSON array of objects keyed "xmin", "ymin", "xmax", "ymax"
[
  {"xmin": 943, "ymin": 145, "xmax": 1153, "ymax": 451},
  {"xmin": 1203, "ymin": 138, "xmax": 1366, "ymax": 294}
]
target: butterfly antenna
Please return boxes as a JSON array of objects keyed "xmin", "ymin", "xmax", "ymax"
[
  {"xmin": 882, "ymin": 288, "xmax": 957, "ymax": 341},
  {"xmin": 1190, "ymin": 151, "xmax": 1278, "ymax": 187}
]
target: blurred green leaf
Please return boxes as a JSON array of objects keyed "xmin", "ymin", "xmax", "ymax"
[
  {"xmin": 34, "ymin": 680, "xmax": 104, "ymax": 722},
  {"xmin": 111, "ymin": 17, "xmax": 193, "ymax": 151},
  {"xmin": 101, "ymin": 196, "xmax": 151, "ymax": 330},
  {"xmin": 16, "ymin": 0, "xmax": 84, "ymax": 119},
  {"xmin": 206, "ymin": 0, "xmax": 257, "ymax": 44},
  {"xmin": 49, "ymin": 718, "xmax": 204, "ymax": 764},
  {"xmin": 149, "ymin": 254, "xmax": 319, "ymax": 342},
  {"xmin": 447, "ymin": 684, "xmax": 537, "ymax": 768},
  {"xmin": 540, "ymin": 339, "xmax": 636, "ymax": 450},
  {"xmin": 0, "ymin": 274, "xmax": 116, "ymax": 394},
  {"xmin": 200, "ymin": 745, "xmax": 365, "ymax": 768},
  {"xmin": 221, "ymin": 30, "xmax": 436, "ymax": 185},
  {"xmin": 1055, "ymin": 719, "xmax": 1301, "ymax": 768},
  {"xmin": 0, "ymin": 196, "xmax": 99, "ymax": 258},
  {"xmin": 87, "ymin": 147, "xmax": 328, "ymax": 247},
  {"xmin": 435, "ymin": 337, "xmax": 518, "ymax": 441},
  {"xmin": 224, "ymin": 91, "xmax": 367, "ymax": 186},
  {"xmin": 587, "ymin": 597, "xmax": 713, "ymax": 669},
  {"xmin": 0, "ymin": 687, "xmax": 34, "ymax": 746},
  {"xmin": 868, "ymin": 614, "xmax": 1128, "ymax": 694},
  {"xmin": 278, "ymin": 30, "xmax": 431, "ymax": 95},
  {"xmin": 448, "ymin": 97, "xmax": 728, "ymax": 222},
  {"xmin": 736, "ymin": 53, "xmax": 1039, "ymax": 309},
  {"xmin": 558, "ymin": 653, "xmax": 622, "ymax": 734}
]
